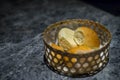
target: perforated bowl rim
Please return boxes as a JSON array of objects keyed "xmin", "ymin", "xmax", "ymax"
[{"xmin": 42, "ymin": 19, "xmax": 112, "ymax": 56}]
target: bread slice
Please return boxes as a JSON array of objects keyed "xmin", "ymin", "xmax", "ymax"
[
  {"xmin": 74, "ymin": 27, "xmax": 100, "ymax": 48},
  {"xmin": 58, "ymin": 28, "xmax": 77, "ymax": 50},
  {"xmin": 68, "ymin": 45, "xmax": 92, "ymax": 54},
  {"xmin": 51, "ymin": 43, "xmax": 64, "ymax": 51}
]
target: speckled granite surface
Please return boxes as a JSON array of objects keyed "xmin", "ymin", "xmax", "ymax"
[{"xmin": 0, "ymin": 0, "xmax": 120, "ymax": 80}]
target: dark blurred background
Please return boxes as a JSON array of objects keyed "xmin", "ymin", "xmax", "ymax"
[
  {"xmin": 0, "ymin": 0, "xmax": 120, "ymax": 16},
  {"xmin": 82, "ymin": 0, "xmax": 120, "ymax": 16}
]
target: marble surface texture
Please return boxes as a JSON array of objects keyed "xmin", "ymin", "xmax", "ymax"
[{"xmin": 0, "ymin": 0, "xmax": 120, "ymax": 80}]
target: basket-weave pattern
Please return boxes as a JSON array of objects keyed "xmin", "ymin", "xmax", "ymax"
[{"xmin": 43, "ymin": 19, "xmax": 111, "ymax": 77}]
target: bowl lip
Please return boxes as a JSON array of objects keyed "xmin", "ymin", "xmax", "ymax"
[{"xmin": 42, "ymin": 19, "xmax": 112, "ymax": 56}]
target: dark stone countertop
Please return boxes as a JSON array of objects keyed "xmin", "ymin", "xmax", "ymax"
[{"xmin": 0, "ymin": 0, "xmax": 120, "ymax": 80}]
